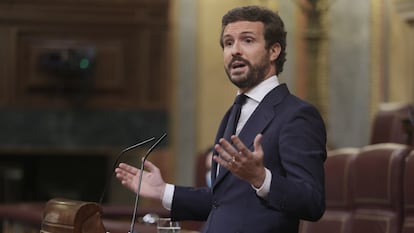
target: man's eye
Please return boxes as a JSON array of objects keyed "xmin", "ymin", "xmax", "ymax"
[
  {"xmin": 224, "ymin": 41, "xmax": 233, "ymax": 46},
  {"xmin": 244, "ymin": 38, "xmax": 253, "ymax": 43}
]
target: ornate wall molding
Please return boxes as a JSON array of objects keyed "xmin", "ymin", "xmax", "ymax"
[
  {"xmin": 395, "ymin": 0, "xmax": 414, "ymax": 24},
  {"xmin": 395, "ymin": 0, "xmax": 414, "ymax": 102},
  {"xmin": 294, "ymin": 0, "xmax": 331, "ymax": 121}
]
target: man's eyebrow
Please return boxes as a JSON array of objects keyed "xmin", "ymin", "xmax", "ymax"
[
  {"xmin": 240, "ymin": 31, "xmax": 256, "ymax": 35},
  {"xmin": 223, "ymin": 31, "xmax": 257, "ymax": 38}
]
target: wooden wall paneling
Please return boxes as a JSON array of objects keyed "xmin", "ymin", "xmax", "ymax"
[
  {"xmin": 133, "ymin": 28, "xmax": 169, "ymax": 109},
  {"xmin": 0, "ymin": 1, "xmax": 170, "ymax": 204},
  {"xmin": 0, "ymin": 0, "xmax": 169, "ymax": 110},
  {"xmin": 0, "ymin": 1, "xmax": 169, "ymax": 26},
  {"xmin": 147, "ymin": 29, "xmax": 169, "ymax": 107},
  {"xmin": 15, "ymin": 27, "xmax": 131, "ymax": 108},
  {"xmin": 0, "ymin": 27, "xmax": 9, "ymax": 106},
  {"xmin": 0, "ymin": 26, "xmax": 18, "ymax": 107}
]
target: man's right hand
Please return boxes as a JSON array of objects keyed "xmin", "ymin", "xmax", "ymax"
[{"xmin": 115, "ymin": 161, "xmax": 166, "ymax": 201}]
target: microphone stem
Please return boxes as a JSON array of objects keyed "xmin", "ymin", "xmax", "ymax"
[
  {"xmin": 129, "ymin": 160, "xmax": 145, "ymax": 233},
  {"xmin": 129, "ymin": 133, "xmax": 167, "ymax": 233}
]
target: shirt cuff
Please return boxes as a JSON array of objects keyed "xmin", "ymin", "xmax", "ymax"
[
  {"xmin": 162, "ymin": 183, "xmax": 175, "ymax": 210},
  {"xmin": 252, "ymin": 168, "xmax": 271, "ymax": 198}
]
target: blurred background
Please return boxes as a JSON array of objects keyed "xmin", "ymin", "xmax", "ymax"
[{"xmin": 0, "ymin": 0, "xmax": 413, "ymax": 207}]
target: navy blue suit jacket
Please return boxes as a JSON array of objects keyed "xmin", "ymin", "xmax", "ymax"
[{"xmin": 171, "ymin": 84, "xmax": 326, "ymax": 233}]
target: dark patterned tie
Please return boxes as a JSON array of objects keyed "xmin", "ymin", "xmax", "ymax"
[{"xmin": 223, "ymin": 94, "xmax": 247, "ymax": 141}]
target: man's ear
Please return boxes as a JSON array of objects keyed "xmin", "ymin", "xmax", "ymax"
[{"xmin": 270, "ymin": 43, "xmax": 281, "ymax": 61}]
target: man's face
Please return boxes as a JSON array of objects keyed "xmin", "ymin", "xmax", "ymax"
[{"xmin": 222, "ymin": 21, "xmax": 278, "ymax": 92}]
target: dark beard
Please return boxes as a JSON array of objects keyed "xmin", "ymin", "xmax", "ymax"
[{"xmin": 225, "ymin": 55, "xmax": 270, "ymax": 90}]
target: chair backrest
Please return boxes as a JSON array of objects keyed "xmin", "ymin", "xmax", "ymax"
[
  {"xmin": 325, "ymin": 148, "xmax": 359, "ymax": 210},
  {"xmin": 370, "ymin": 102, "xmax": 414, "ymax": 145},
  {"xmin": 195, "ymin": 151, "xmax": 208, "ymax": 187},
  {"xmin": 195, "ymin": 146, "xmax": 213, "ymax": 187},
  {"xmin": 350, "ymin": 143, "xmax": 411, "ymax": 233},
  {"xmin": 300, "ymin": 148, "xmax": 359, "ymax": 233},
  {"xmin": 402, "ymin": 151, "xmax": 414, "ymax": 233}
]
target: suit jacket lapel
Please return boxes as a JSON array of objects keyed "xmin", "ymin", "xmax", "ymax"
[
  {"xmin": 211, "ymin": 107, "xmax": 231, "ymax": 184},
  {"xmin": 212, "ymin": 84, "xmax": 290, "ymax": 188},
  {"xmin": 238, "ymin": 84, "xmax": 289, "ymax": 148}
]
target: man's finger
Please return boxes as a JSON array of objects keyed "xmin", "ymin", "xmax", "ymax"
[{"xmin": 253, "ymin": 134, "xmax": 263, "ymax": 152}]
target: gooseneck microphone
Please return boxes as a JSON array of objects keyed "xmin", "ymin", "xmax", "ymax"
[
  {"xmin": 99, "ymin": 137, "xmax": 156, "ymax": 204},
  {"xmin": 129, "ymin": 132, "xmax": 168, "ymax": 233}
]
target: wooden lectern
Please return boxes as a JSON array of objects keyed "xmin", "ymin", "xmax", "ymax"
[{"xmin": 40, "ymin": 198, "xmax": 106, "ymax": 233}]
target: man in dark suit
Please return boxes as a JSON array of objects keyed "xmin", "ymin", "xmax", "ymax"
[{"xmin": 115, "ymin": 5, "xmax": 326, "ymax": 233}]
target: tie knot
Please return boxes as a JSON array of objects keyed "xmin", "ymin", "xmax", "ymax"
[{"xmin": 234, "ymin": 94, "xmax": 247, "ymax": 106}]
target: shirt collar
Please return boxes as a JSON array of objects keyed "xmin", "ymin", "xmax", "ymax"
[{"xmin": 238, "ymin": 75, "xmax": 280, "ymax": 103}]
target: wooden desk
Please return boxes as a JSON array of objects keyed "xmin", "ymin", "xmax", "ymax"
[{"xmin": 103, "ymin": 219, "xmax": 198, "ymax": 233}]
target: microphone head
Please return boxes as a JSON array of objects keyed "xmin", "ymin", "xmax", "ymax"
[{"xmin": 143, "ymin": 133, "xmax": 168, "ymax": 161}]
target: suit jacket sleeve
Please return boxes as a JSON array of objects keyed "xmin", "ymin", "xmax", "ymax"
[
  {"xmin": 170, "ymin": 186, "xmax": 212, "ymax": 221},
  {"xmin": 264, "ymin": 102, "xmax": 326, "ymax": 221}
]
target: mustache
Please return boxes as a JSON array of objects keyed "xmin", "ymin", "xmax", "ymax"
[{"xmin": 228, "ymin": 56, "xmax": 251, "ymax": 69}]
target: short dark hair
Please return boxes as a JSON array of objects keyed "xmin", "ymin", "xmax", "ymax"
[{"xmin": 220, "ymin": 5, "xmax": 287, "ymax": 75}]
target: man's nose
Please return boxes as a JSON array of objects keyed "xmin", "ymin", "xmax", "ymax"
[{"xmin": 231, "ymin": 41, "xmax": 242, "ymax": 56}]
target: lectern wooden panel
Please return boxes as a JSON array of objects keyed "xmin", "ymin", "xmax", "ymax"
[{"xmin": 40, "ymin": 198, "xmax": 106, "ymax": 233}]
